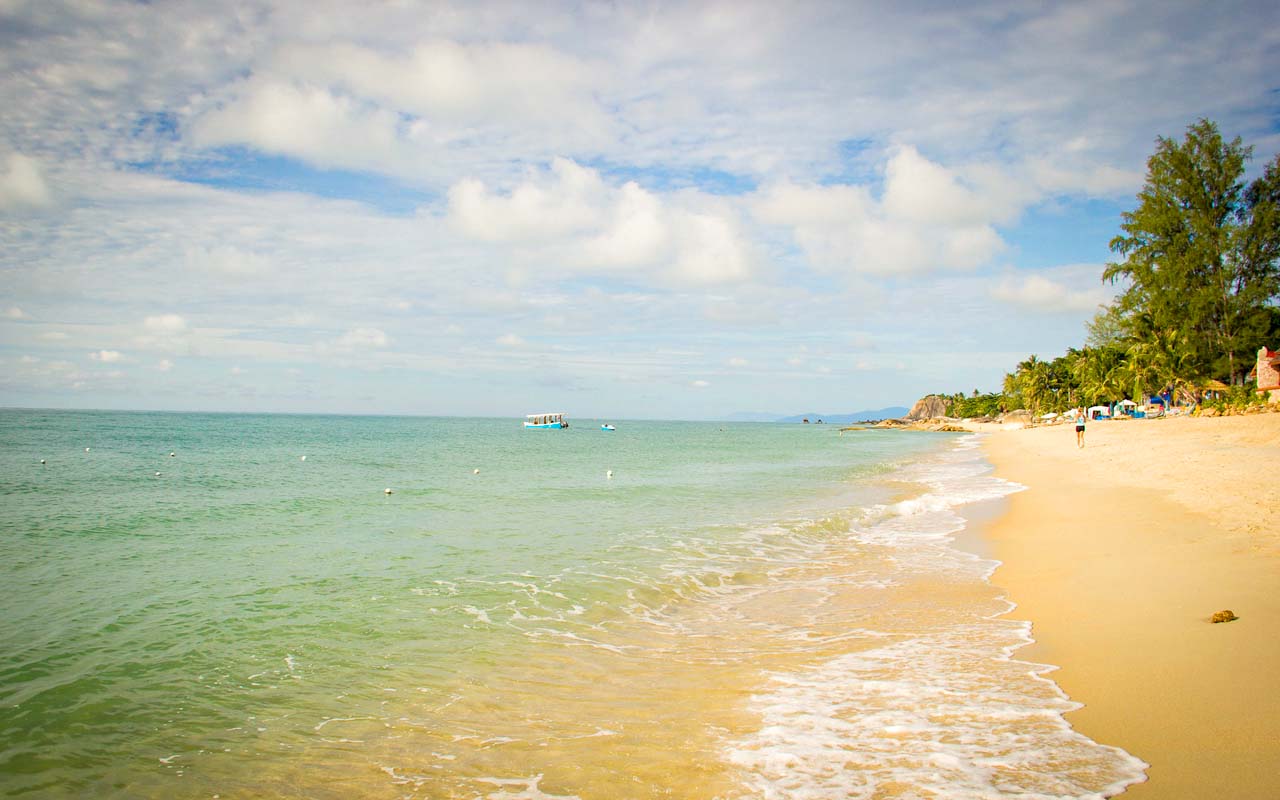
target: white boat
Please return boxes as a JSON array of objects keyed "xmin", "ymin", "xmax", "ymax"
[
  {"xmin": 524, "ymin": 412, "xmax": 568, "ymax": 429},
  {"xmin": 601, "ymin": 424, "xmax": 616, "ymax": 431}
]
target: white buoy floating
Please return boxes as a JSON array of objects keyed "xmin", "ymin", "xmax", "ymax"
[
  {"xmin": 85, "ymin": 447, "xmax": 90, "ymax": 452},
  {"xmin": 169, "ymin": 452, "xmax": 176, "ymax": 457},
  {"xmin": 40, "ymin": 459, "xmax": 46, "ymax": 465},
  {"xmin": 606, "ymin": 469, "xmax": 613, "ymax": 479},
  {"xmin": 384, "ymin": 488, "xmax": 393, "ymax": 495},
  {"xmin": 473, "ymin": 468, "xmax": 480, "ymax": 475},
  {"xmin": 155, "ymin": 472, "xmax": 162, "ymax": 477},
  {"xmin": 300, "ymin": 455, "xmax": 307, "ymax": 461}
]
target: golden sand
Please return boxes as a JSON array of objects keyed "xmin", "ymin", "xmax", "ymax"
[{"xmin": 978, "ymin": 414, "xmax": 1280, "ymax": 798}]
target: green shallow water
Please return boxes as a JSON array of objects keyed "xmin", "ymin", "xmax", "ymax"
[
  {"xmin": 0, "ymin": 411, "xmax": 928, "ymax": 797},
  {"xmin": 0, "ymin": 410, "xmax": 1147, "ymax": 799}
]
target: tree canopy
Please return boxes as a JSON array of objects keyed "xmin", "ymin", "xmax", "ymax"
[
  {"xmin": 1103, "ymin": 118, "xmax": 1280, "ymax": 383},
  {"xmin": 935, "ymin": 119, "xmax": 1280, "ymax": 419}
]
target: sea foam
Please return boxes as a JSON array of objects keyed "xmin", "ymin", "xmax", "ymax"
[{"xmin": 726, "ymin": 435, "xmax": 1148, "ymax": 799}]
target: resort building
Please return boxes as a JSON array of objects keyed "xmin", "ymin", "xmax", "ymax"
[{"xmin": 1254, "ymin": 346, "xmax": 1280, "ymax": 402}]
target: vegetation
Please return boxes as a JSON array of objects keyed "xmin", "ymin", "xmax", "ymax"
[{"xmin": 937, "ymin": 119, "xmax": 1280, "ymax": 418}]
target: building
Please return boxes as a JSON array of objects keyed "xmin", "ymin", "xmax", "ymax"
[{"xmin": 1254, "ymin": 346, "xmax": 1280, "ymax": 402}]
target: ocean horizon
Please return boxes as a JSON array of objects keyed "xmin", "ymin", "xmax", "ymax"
[{"xmin": 0, "ymin": 409, "xmax": 1145, "ymax": 798}]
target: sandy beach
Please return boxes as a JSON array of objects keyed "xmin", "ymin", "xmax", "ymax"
[{"xmin": 979, "ymin": 413, "xmax": 1280, "ymax": 798}]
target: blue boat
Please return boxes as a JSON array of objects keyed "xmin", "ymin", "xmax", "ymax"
[
  {"xmin": 601, "ymin": 424, "xmax": 616, "ymax": 431},
  {"xmin": 524, "ymin": 413, "xmax": 568, "ymax": 429}
]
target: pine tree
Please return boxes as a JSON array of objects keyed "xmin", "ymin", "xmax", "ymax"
[{"xmin": 1104, "ymin": 119, "xmax": 1280, "ymax": 384}]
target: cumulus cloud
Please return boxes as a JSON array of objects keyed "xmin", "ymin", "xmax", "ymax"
[
  {"xmin": 331, "ymin": 327, "xmax": 391, "ymax": 351},
  {"xmin": 496, "ymin": 333, "xmax": 526, "ymax": 348},
  {"xmin": 0, "ymin": 154, "xmax": 53, "ymax": 210},
  {"xmin": 185, "ymin": 244, "xmax": 272, "ymax": 276},
  {"xmin": 990, "ymin": 274, "xmax": 1109, "ymax": 312},
  {"xmin": 192, "ymin": 80, "xmax": 414, "ymax": 175},
  {"xmin": 89, "ymin": 350, "xmax": 123, "ymax": 363},
  {"xmin": 187, "ymin": 37, "xmax": 611, "ymax": 180},
  {"xmin": 272, "ymin": 40, "xmax": 608, "ymax": 132},
  {"xmin": 752, "ymin": 147, "xmax": 1016, "ymax": 276},
  {"xmin": 144, "ymin": 314, "xmax": 188, "ymax": 335},
  {"xmin": 448, "ymin": 158, "xmax": 605, "ymax": 241},
  {"xmin": 447, "ymin": 158, "xmax": 755, "ymax": 286},
  {"xmin": 135, "ymin": 313, "xmax": 192, "ymax": 353}
]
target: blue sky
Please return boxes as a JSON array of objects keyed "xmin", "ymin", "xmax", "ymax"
[{"xmin": 2, "ymin": 0, "xmax": 1279, "ymax": 419}]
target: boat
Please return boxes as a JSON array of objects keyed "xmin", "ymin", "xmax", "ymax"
[
  {"xmin": 601, "ymin": 423, "xmax": 616, "ymax": 431},
  {"xmin": 524, "ymin": 413, "xmax": 568, "ymax": 429}
]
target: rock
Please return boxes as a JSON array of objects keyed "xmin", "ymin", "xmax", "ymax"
[
  {"xmin": 1199, "ymin": 407, "xmax": 1219, "ymax": 417},
  {"xmin": 1210, "ymin": 610, "xmax": 1238, "ymax": 623},
  {"xmin": 906, "ymin": 395, "xmax": 949, "ymax": 420}
]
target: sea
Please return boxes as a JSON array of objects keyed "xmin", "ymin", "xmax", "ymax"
[{"xmin": 0, "ymin": 409, "xmax": 1147, "ymax": 799}]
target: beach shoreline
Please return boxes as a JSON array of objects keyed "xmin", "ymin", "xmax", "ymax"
[{"xmin": 976, "ymin": 414, "xmax": 1280, "ymax": 798}]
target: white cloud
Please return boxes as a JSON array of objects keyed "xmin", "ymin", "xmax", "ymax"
[
  {"xmin": 144, "ymin": 314, "xmax": 188, "ymax": 335},
  {"xmin": 331, "ymin": 327, "xmax": 391, "ymax": 351},
  {"xmin": 448, "ymin": 158, "xmax": 756, "ymax": 286},
  {"xmin": 448, "ymin": 158, "xmax": 606, "ymax": 241},
  {"xmin": 691, "ymin": 379, "xmax": 710, "ymax": 388},
  {"xmin": 0, "ymin": 154, "xmax": 53, "ymax": 210},
  {"xmin": 990, "ymin": 274, "xmax": 1108, "ymax": 312},
  {"xmin": 185, "ymin": 244, "xmax": 272, "ymax": 277},
  {"xmin": 157, "ymin": 359, "xmax": 174, "ymax": 372},
  {"xmin": 192, "ymin": 80, "xmax": 417, "ymax": 176},
  {"xmin": 5, "ymin": 306, "xmax": 28, "ymax": 319},
  {"xmin": 496, "ymin": 334, "xmax": 526, "ymax": 348},
  {"xmin": 273, "ymin": 40, "xmax": 607, "ymax": 132},
  {"xmin": 728, "ymin": 357, "xmax": 748, "ymax": 367},
  {"xmin": 752, "ymin": 147, "xmax": 1016, "ymax": 276},
  {"xmin": 89, "ymin": 350, "xmax": 123, "ymax": 363}
]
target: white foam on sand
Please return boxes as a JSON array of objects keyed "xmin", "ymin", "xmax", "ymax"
[{"xmin": 725, "ymin": 435, "xmax": 1148, "ymax": 799}]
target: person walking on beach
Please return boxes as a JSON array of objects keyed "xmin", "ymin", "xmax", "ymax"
[{"xmin": 1074, "ymin": 409, "xmax": 1086, "ymax": 448}]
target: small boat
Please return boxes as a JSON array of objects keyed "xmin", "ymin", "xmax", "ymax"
[
  {"xmin": 601, "ymin": 424, "xmax": 616, "ymax": 431},
  {"xmin": 524, "ymin": 412, "xmax": 568, "ymax": 429}
]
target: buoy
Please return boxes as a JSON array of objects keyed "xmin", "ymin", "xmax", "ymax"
[
  {"xmin": 85, "ymin": 447, "xmax": 90, "ymax": 452},
  {"xmin": 606, "ymin": 470, "xmax": 613, "ymax": 479},
  {"xmin": 473, "ymin": 468, "xmax": 480, "ymax": 475},
  {"xmin": 300, "ymin": 455, "xmax": 307, "ymax": 461},
  {"xmin": 40, "ymin": 459, "xmax": 46, "ymax": 465},
  {"xmin": 169, "ymin": 452, "xmax": 176, "ymax": 457},
  {"xmin": 155, "ymin": 472, "xmax": 161, "ymax": 477},
  {"xmin": 384, "ymin": 488, "xmax": 393, "ymax": 495}
]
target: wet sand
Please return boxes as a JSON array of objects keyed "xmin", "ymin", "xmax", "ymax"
[{"xmin": 978, "ymin": 414, "xmax": 1280, "ymax": 798}]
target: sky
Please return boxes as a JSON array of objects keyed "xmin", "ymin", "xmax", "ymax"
[{"xmin": 2, "ymin": 1, "xmax": 1279, "ymax": 420}]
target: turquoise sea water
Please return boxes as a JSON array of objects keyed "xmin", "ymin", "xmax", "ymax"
[{"xmin": 0, "ymin": 410, "xmax": 1145, "ymax": 798}]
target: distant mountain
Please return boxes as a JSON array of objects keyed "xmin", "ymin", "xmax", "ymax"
[
  {"xmin": 777, "ymin": 407, "xmax": 909, "ymax": 424},
  {"xmin": 725, "ymin": 406, "xmax": 910, "ymax": 423}
]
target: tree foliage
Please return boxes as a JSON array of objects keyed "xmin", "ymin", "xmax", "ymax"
[
  {"xmin": 1103, "ymin": 119, "xmax": 1280, "ymax": 383},
  {"xmin": 933, "ymin": 120, "xmax": 1279, "ymax": 415}
]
